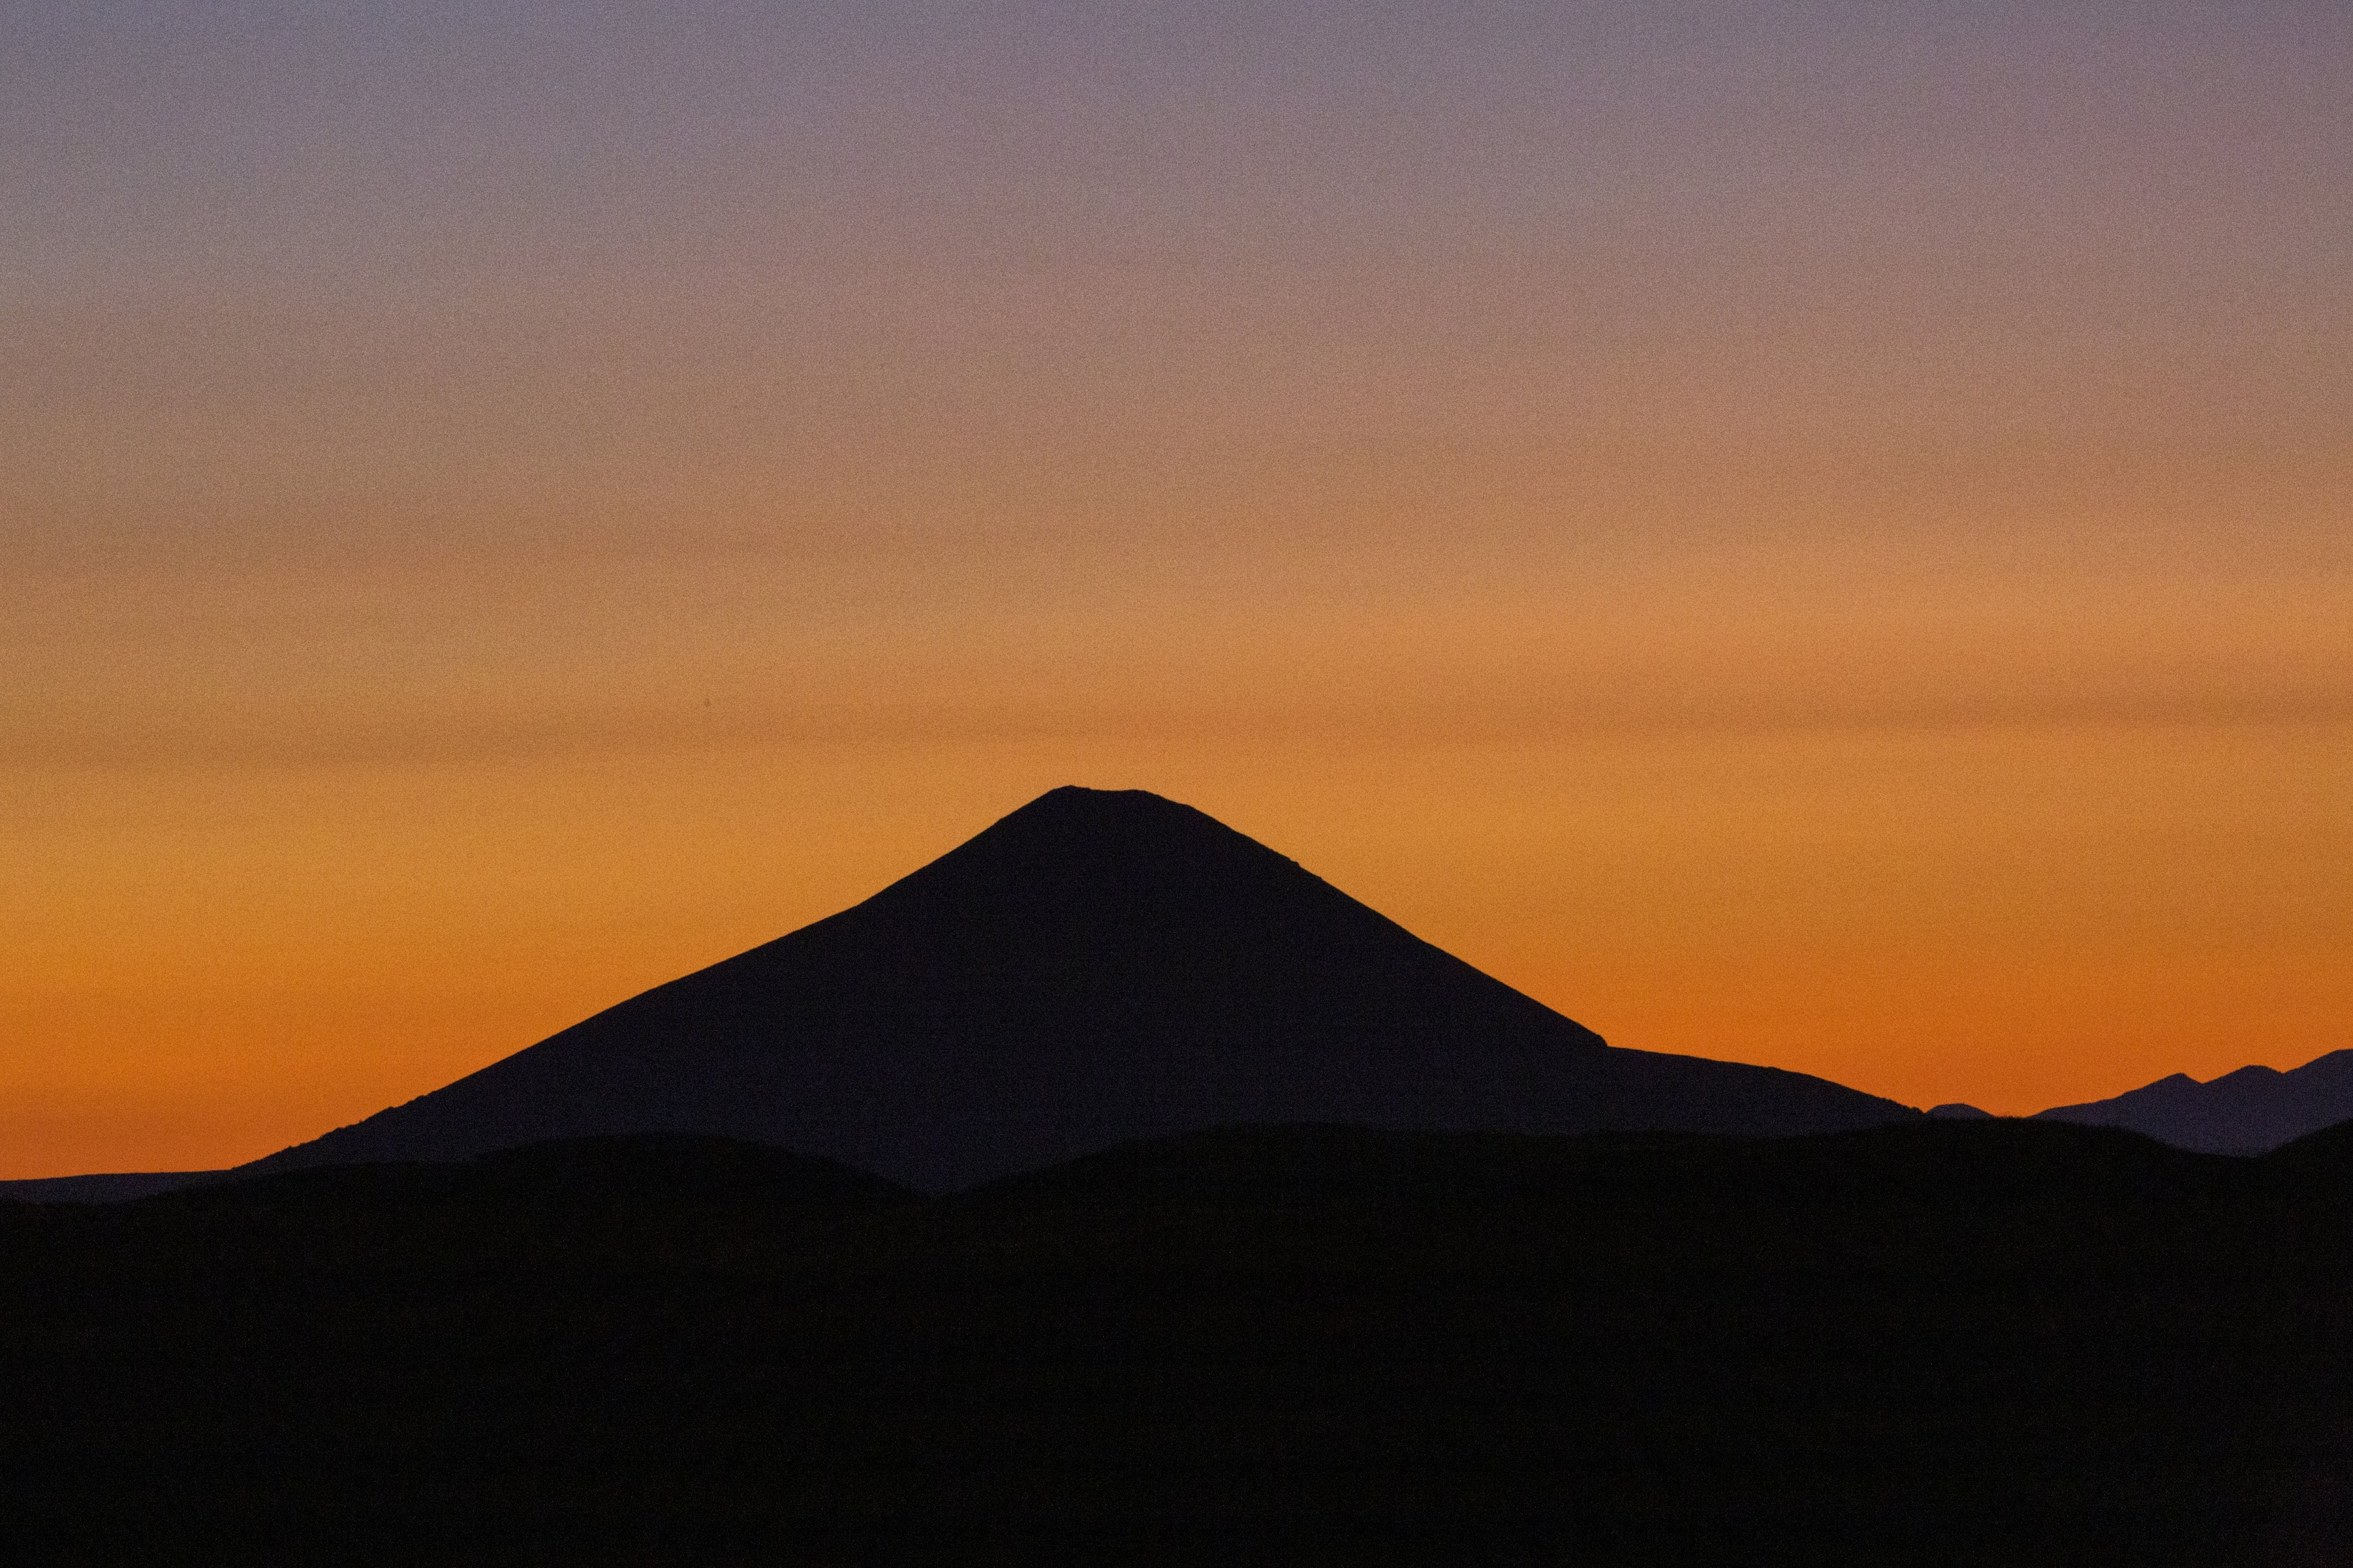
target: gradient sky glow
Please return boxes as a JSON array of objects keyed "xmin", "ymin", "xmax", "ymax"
[{"xmin": 5, "ymin": 1, "xmax": 2349, "ymax": 1174}]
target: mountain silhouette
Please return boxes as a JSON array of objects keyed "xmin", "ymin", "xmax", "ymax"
[
  {"xmin": 2034, "ymin": 1049, "xmax": 2353, "ymax": 1154},
  {"xmin": 236, "ymin": 787, "xmax": 1917, "ymax": 1189}
]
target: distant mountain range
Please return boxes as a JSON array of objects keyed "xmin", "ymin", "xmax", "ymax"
[
  {"xmin": 6, "ymin": 787, "xmax": 2339, "ymax": 1200},
  {"xmin": 1915, "ymin": 1051, "xmax": 2353, "ymax": 1153},
  {"xmin": 2028, "ymin": 1050, "xmax": 2353, "ymax": 1155}
]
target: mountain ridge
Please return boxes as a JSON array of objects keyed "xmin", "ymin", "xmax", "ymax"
[{"xmin": 2034, "ymin": 1049, "xmax": 2353, "ymax": 1154}]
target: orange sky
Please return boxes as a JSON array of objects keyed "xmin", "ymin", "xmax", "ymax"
[{"xmin": 4, "ymin": 1, "xmax": 2348, "ymax": 1175}]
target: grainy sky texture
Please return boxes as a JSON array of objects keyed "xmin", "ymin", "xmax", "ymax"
[{"xmin": 5, "ymin": 1, "xmax": 2349, "ymax": 1174}]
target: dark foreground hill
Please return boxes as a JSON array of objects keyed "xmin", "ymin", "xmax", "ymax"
[
  {"xmin": 2036, "ymin": 1049, "xmax": 2353, "ymax": 1154},
  {"xmin": 6, "ymin": 1121, "xmax": 2353, "ymax": 1565},
  {"xmin": 242, "ymin": 787, "xmax": 1916, "ymax": 1191},
  {"xmin": 0, "ymin": 1169, "xmax": 232, "ymax": 1203}
]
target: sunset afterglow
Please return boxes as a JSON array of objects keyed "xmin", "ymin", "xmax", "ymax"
[{"xmin": 5, "ymin": 1, "xmax": 2347, "ymax": 1174}]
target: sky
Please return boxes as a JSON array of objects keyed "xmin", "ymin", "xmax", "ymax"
[{"xmin": 4, "ymin": 0, "xmax": 2348, "ymax": 1176}]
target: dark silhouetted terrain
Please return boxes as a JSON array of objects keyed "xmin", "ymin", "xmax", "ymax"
[
  {"xmin": 12, "ymin": 787, "xmax": 2347, "ymax": 1562},
  {"xmin": 2036, "ymin": 1049, "xmax": 2353, "ymax": 1153},
  {"xmin": 5, "ymin": 1121, "xmax": 2352, "ymax": 1564},
  {"xmin": 0, "ymin": 1170, "xmax": 232, "ymax": 1203},
  {"xmin": 235, "ymin": 787, "xmax": 1917, "ymax": 1191}
]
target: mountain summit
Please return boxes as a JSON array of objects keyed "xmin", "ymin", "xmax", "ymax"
[{"xmin": 249, "ymin": 787, "xmax": 1917, "ymax": 1189}]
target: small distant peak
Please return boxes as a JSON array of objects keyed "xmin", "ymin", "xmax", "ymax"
[
  {"xmin": 2209, "ymin": 1063, "xmax": 2285, "ymax": 1085},
  {"xmin": 1927, "ymin": 1103, "xmax": 1994, "ymax": 1120}
]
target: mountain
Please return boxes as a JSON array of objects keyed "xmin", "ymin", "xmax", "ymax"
[
  {"xmin": 2034, "ymin": 1050, "xmax": 2353, "ymax": 1154},
  {"xmin": 232, "ymin": 787, "xmax": 1917, "ymax": 1190}
]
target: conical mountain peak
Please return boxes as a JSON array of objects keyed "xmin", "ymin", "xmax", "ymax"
[
  {"xmin": 247, "ymin": 787, "xmax": 1917, "ymax": 1189},
  {"xmin": 823, "ymin": 787, "xmax": 1362, "ymax": 983},
  {"xmin": 866, "ymin": 785, "xmax": 1295, "ymax": 908}
]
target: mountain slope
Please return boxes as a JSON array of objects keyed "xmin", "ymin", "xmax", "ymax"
[
  {"xmin": 2035, "ymin": 1050, "xmax": 2353, "ymax": 1154},
  {"xmin": 245, "ymin": 787, "xmax": 1916, "ymax": 1189}
]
